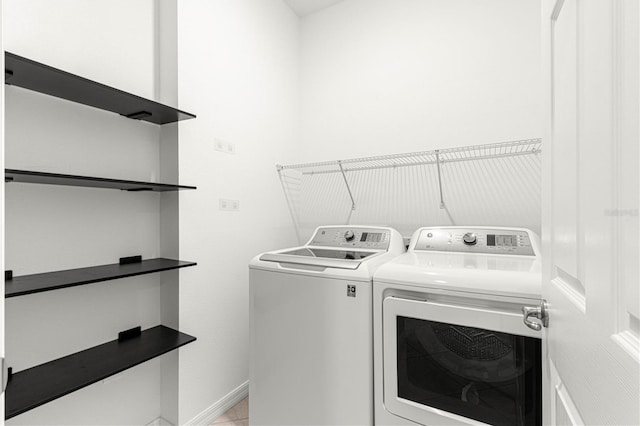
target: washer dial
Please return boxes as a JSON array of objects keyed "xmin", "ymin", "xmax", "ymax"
[{"xmin": 463, "ymin": 232, "xmax": 477, "ymax": 245}]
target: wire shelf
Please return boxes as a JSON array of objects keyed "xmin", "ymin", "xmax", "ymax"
[
  {"xmin": 276, "ymin": 138, "xmax": 542, "ymax": 242},
  {"xmin": 277, "ymin": 138, "xmax": 541, "ymax": 175}
]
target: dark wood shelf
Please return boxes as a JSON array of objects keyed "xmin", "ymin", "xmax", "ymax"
[
  {"xmin": 5, "ymin": 258, "xmax": 197, "ymax": 298},
  {"xmin": 5, "ymin": 325, "xmax": 196, "ymax": 419},
  {"xmin": 5, "ymin": 169, "xmax": 196, "ymax": 192},
  {"xmin": 5, "ymin": 51, "xmax": 195, "ymax": 125}
]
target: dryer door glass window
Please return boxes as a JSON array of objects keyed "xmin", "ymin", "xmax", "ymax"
[{"xmin": 396, "ymin": 317, "xmax": 541, "ymax": 426}]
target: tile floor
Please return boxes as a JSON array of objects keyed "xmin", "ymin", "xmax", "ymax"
[{"xmin": 210, "ymin": 397, "xmax": 249, "ymax": 426}]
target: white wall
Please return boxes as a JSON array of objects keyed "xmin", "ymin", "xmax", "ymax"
[
  {"xmin": 300, "ymin": 0, "xmax": 542, "ymax": 160},
  {"xmin": 176, "ymin": 0, "xmax": 300, "ymax": 423},
  {"xmin": 4, "ymin": 1, "xmax": 170, "ymax": 424},
  {"xmin": 5, "ymin": 0, "xmax": 156, "ymax": 100},
  {"xmin": 294, "ymin": 0, "xmax": 542, "ymax": 237}
]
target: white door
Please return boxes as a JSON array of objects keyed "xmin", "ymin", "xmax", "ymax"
[{"xmin": 543, "ymin": 0, "xmax": 639, "ymax": 424}]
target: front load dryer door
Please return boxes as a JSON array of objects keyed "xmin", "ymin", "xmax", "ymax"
[{"xmin": 382, "ymin": 296, "xmax": 542, "ymax": 426}]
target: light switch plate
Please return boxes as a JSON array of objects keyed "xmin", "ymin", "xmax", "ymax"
[
  {"xmin": 214, "ymin": 138, "xmax": 236, "ymax": 155},
  {"xmin": 219, "ymin": 199, "xmax": 240, "ymax": 211}
]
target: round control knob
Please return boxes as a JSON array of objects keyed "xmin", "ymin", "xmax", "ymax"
[
  {"xmin": 344, "ymin": 230, "xmax": 355, "ymax": 241},
  {"xmin": 463, "ymin": 232, "xmax": 477, "ymax": 245}
]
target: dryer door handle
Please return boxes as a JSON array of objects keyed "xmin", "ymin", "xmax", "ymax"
[{"xmin": 522, "ymin": 301, "xmax": 549, "ymax": 331}]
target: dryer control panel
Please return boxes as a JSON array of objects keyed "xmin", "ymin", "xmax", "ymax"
[
  {"xmin": 413, "ymin": 227, "xmax": 536, "ymax": 256},
  {"xmin": 309, "ymin": 227, "xmax": 391, "ymax": 250}
]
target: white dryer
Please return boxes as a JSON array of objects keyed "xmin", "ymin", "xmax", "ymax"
[
  {"xmin": 373, "ymin": 226, "xmax": 545, "ymax": 426},
  {"xmin": 250, "ymin": 225, "xmax": 405, "ymax": 426}
]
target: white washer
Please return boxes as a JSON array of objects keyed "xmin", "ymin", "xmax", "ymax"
[
  {"xmin": 250, "ymin": 225, "xmax": 405, "ymax": 426},
  {"xmin": 373, "ymin": 226, "xmax": 544, "ymax": 426}
]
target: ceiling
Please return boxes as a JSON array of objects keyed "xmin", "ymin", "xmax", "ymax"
[{"xmin": 283, "ymin": 0, "xmax": 346, "ymax": 17}]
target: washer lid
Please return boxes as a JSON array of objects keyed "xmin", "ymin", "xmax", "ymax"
[{"xmin": 259, "ymin": 248, "xmax": 380, "ymax": 270}]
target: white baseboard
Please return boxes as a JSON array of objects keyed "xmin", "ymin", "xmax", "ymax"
[
  {"xmin": 183, "ymin": 380, "xmax": 249, "ymax": 426},
  {"xmin": 145, "ymin": 416, "xmax": 174, "ymax": 426}
]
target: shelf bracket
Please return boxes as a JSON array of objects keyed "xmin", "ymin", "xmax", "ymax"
[
  {"xmin": 119, "ymin": 255, "xmax": 142, "ymax": 265},
  {"xmin": 123, "ymin": 111, "xmax": 152, "ymax": 121},
  {"xmin": 277, "ymin": 166, "xmax": 302, "ymax": 243},
  {"xmin": 435, "ymin": 150, "xmax": 445, "ymax": 209},
  {"xmin": 118, "ymin": 326, "xmax": 142, "ymax": 342},
  {"xmin": 124, "ymin": 188, "xmax": 153, "ymax": 192},
  {"xmin": 338, "ymin": 160, "xmax": 356, "ymax": 211},
  {"xmin": 338, "ymin": 161, "xmax": 356, "ymax": 225}
]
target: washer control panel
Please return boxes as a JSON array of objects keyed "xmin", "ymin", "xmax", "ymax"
[
  {"xmin": 309, "ymin": 227, "xmax": 391, "ymax": 250},
  {"xmin": 413, "ymin": 228, "xmax": 536, "ymax": 256}
]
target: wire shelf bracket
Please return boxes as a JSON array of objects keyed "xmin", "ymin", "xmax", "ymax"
[
  {"xmin": 337, "ymin": 160, "xmax": 357, "ymax": 225},
  {"xmin": 277, "ymin": 165, "xmax": 302, "ymax": 242},
  {"xmin": 435, "ymin": 150, "xmax": 445, "ymax": 209}
]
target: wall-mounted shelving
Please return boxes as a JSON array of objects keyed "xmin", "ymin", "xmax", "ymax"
[
  {"xmin": 276, "ymin": 139, "xmax": 542, "ymax": 242},
  {"xmin": 5, "ymin": 258, "xmax": 197, "ymax": 298},
  {"xmin": 4, "ymin": 52, "xmax": 195, "ymax": 125},
  {"xmin": 277, "ymin": 137, "xmax": 540, "ymax": 212},
  {"xmin": 277, "ymin": 139, "xmax": 541, "ymax": 207},
  {"xmin": 277, "ymin": 139, "xmax": 542, "ymax": 175},
  {"xmin": 5, "ymin": 326, "xmax": 196, "ymax": 420},
  {"xmin": 4, "ymin": 51, "xmax": 198, "ymax": 422},
  {"xmin": 5, "ymin": 169, "xmax": 196, "ymax": 192}
]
